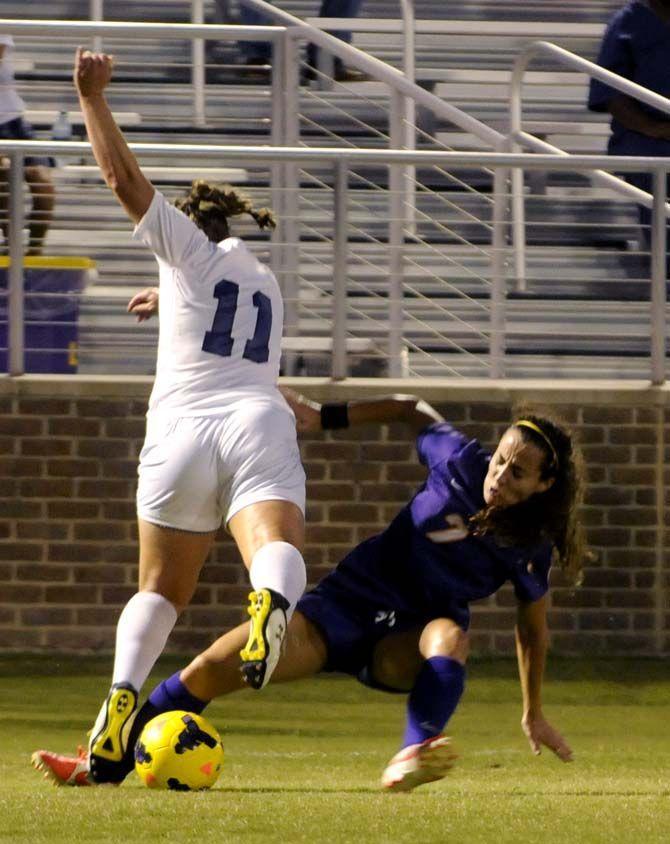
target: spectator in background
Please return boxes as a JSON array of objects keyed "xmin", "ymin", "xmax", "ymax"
[
  {"xmin": 0, "ymin": 34, "xmax": 55, "ymax": 255},
  {"xmin": 235, "ymin": 0, "xmax": 367, "ymax": 82},
  {"xmin": 587, "ymin": 1, "xmax": 670, "ymax": 272}
]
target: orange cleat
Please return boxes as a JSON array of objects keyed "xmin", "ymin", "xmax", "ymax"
[{"xmin": 31, "ymin": 746, "xmax": 92, "ymax": 787}]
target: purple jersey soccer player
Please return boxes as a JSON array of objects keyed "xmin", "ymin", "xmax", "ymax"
[{"xmin": 34, "ymin": 392, "xmax": 585, "ymax": 791}]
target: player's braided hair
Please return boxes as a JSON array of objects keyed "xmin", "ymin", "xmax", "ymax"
[
  {"xmin": 470, "ymin": 410, "xmax": 587, "ymax": 585},
  {"xmin": 174, "ymin": 180, "xmax": 277, "ymax": 242}
]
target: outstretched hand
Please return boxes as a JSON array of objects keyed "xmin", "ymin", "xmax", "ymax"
[
  {"xmin": 127, "ymin": 287, "xmax": 159, "ymax": 322},
  {"xmin": 74, "ymin": 47, "xmax": 114, "ymax": 97},
  {"xmin": 279, "ymin": 388, "xmax": 321, "ymax": 432},
  {"xmin": 522, "ymin": 713, "xmax": 573, "ymax": 762}
]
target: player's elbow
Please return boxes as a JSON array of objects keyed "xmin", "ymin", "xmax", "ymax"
[
  {"xmin": 390, "ymin": 394, "xmax": 422, "ymax": 418},
  {"xmin": 391, "ymin": 394, "xmax": 442, "ymax": 431},
  {"xmin": 104, "ymin": 157, "xmax": 139, "ymax": 195},
  {"xmin": 105, "ymin": 169, "xmax": 129, "ymax": 200},
  {"xmin": 109, "ymin": 172, "xmax": 153, "ymax": 223}
]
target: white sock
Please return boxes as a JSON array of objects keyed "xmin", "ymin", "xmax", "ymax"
[
  {"xmin": 249, "ymin": 541, "xmax": 307, "ymax": 620},
  {"xmin": 111, "ymin": 591, "xmax": 178, "ymax": 691}
]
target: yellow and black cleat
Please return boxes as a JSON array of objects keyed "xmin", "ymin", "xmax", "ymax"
[
  {"xmin": 240, "ymin": 589, "xmax": 289, "ymax": 690},
  {"xmin": 89, "ymin": 683, "xmax": 138, "ymax": 766}
]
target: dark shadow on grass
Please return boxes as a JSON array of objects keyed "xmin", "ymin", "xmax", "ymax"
[
  {"xmin": 469, "ymin": 656, "xmax": 670, "ymax": 684},
  {"xmin": 211, "ymin": 786, "xmax": 380, "ymax": 794},
  {"xmin": 204, "ymin": 787, "xmax": 670, "ymax": 797},
  {"xmin": 226, "ymin": 725, "xmax": 348, "ymax": 738},
  {"xmin": 3, "ymin": 654, "xmax": 669, "ymax": 688},
  {"xmin": 0, "ymin": 653, "xmax": 187, "ymax": 678},
  {"xmin": 486, "ymin": 790, "xmax": 670, "ymax": 798},
  {"xmin": 4, "ymin": 718, "xmax": 351, "ymax": 739},
  {"xmin": 2, "ymin": 717, "xmax": 89, "ymax": 730}
]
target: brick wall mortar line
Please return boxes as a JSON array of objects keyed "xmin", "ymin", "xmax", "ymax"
[{"xmin": 1, "ymin": 381, "xmax": 667, "ymax": 655}]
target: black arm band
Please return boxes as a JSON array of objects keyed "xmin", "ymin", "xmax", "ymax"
[{"xmin": 320, "ymin": 402, "xmax": 350, "ymax": 430}]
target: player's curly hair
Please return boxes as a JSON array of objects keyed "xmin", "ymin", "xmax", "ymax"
[
  {"xmin": 469, "ymin": 409, "xmax": 587, "ymax": 585},
  {"xmin": 174, "ymin": 180, "xmax": 277, "ymax": 243}
]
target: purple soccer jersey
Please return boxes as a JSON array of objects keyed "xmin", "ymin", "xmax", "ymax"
[{"xmin": 297, "ymin": 423, "xmax": 553, "ymax": 677}]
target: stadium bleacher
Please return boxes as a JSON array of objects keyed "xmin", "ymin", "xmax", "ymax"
[{"xmin": 2, "ymin": 0, "xmax": 665, "ymax": 379}]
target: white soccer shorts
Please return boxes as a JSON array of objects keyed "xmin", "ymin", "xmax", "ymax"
[{"xmin": 136, "ymin": 398, "xmax": 306, "ymax": 533}]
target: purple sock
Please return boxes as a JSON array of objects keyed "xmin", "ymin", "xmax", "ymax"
[
  {"xmin": 402, "ymin": 656, "xmax": 465, "ymax": 748},
  {"xmin": 124, "ymin": 672, "xmax": 210, "ymax": 771},
  {"xmin": 148, "ymin": 671, "xmax": 209, "ymax": 715}
]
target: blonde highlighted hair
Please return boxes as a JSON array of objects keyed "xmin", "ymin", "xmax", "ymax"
[{"xmin": 174, "ymin": 180, "xmax": 276, "ymax": 242}]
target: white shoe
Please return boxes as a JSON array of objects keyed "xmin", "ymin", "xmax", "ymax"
[{"xmin": 381, "ymin": 735, "xmax": 457, "ymax": 792}]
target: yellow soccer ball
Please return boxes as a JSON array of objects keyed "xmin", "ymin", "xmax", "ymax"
[{"xmin": 134, "ymin": 710, "xmax": 224, "ymax": 791}]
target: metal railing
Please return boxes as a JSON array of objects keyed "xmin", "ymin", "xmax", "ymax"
[
  {"xmin": 1, "ymin": 140, "xmax": 668, "ymax": 382},
  {"xmin": 0, "ymin": 18, "xmax": 288, "ymax": 130},
  {"xmin": 509, "ymin": 40, "xmax": 670, "ymax": 384},
  {"xmin": 0, "ymin": 17, "xmax": 510, "ymax": 382},
  {"xmin": 1, "ymin": 17, "xmax": 668, "ymax": 383}
]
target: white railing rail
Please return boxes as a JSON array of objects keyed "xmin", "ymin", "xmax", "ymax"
[
  {"xmin": 1, "ymin": 17, "xmax": 507, "ymax": 377},
  {"xmin": 233, "ymin": 2, "xmax": 504, "ymax": 147},
  {"xmin": 0, "ymin": 18, "xmax": 287, "ymax": 130},
  {"xmin": 1, "ymin": 140, "xmax": 668, "ymax": 383},
  {"xmin": 225, "ymin": 2, "xmax": 505, "ymax": 365},
  {"xmin": 0, "ymin": 15, "xmax": 507, "ymax": 148}
]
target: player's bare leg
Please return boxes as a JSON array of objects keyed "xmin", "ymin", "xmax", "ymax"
[
  {"xmin": 182, "ymin": 610, "xmax": 328, "ymax": 699},
  {"xmin": 24, "ymin": 165, "xmax": 55, "ymax": 255},
  {"xmin": 88, "ymin": 520, "xmax": 216, "ymax": 776},
  {"xmin": 82, "ymin": 610, "xmax": 328, "ymax": 787},
  {"xmin": 33, "ymin": 521, "xmax": 216, "ymax": 786}
]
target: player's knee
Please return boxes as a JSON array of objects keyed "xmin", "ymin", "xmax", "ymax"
[
  {"xmin": 251, "ymin": 540, "xmax": 307, "ymax": 598},
  {"xmin": 139, "ymin": 579, "xmax": 188, "ymax": 613},
  {"xmin": 184, "ymin": 648, "xmax": 247, "ymax": 697},
  {"xmin": 419, "ymin": 618, "xmax": 469, "ymax": 664},
  {"xmin": 30, "ymin": 172, "xmax": 56, "ymax": 208},
  {"xmin": 184, "ymin": 652, "xmax": 215, "ymax": 684},
  {"xmin": 372, "ymin": 651, "xmax": 420, "ymax": 691},
  {"xmin": 181, "ymin": 654, "xmax": 217, "ymax": 697}
]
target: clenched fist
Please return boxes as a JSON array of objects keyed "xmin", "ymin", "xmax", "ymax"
[{"xmin": 74, "ymin": 47, "xmax": 114, "ymax": 97}]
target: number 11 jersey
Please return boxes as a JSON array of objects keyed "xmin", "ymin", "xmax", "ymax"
[{"xmin": 133, "ymin": 190, "xmax": 284, "ymax": 417}]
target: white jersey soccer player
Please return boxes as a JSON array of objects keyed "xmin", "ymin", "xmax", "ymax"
[
  {"xmin": 32, "ymin": 49, "xmax": 308, "ymax": 787},
  {"xmin": 133, "ymin": 191, "xmax": 305, "ymax": 534},
  {"xmin": 136, "ymin": 190, "xmax": 284, "ymax": 413}
]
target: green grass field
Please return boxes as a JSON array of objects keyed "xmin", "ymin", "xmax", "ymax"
[{"xmin": 1, "ymin": 655, "xmax": 669, "ymax": 844}]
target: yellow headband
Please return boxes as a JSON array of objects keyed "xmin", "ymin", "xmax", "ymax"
[{"xmin": 515, "ymin": 420, "xmax": 559, "ymax": 468}]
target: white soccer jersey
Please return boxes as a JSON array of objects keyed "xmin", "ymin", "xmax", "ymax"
[{"xmin": 133, "ymin": 190, "xmax": 284, "ymax": 416}]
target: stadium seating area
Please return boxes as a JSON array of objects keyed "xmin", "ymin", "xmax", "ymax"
[{"xmin": 3, "ymin": 0, "xmax": 666, "ymax": 379}]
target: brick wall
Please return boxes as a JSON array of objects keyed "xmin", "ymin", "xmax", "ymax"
[{"xmin": 0, "ymin": 376, "xmax": 667, "ymax": 656}]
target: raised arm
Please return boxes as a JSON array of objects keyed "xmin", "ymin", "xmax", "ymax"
[
  {"xmin": 515, "ymin": 595, "xmax": 573, "ymax": 762},
  {"xmin": 74, "ymin": 48, "xmax": 154, "ymax": 223},
  {"xmin": 281, "ymin": 389, "xmax": 443, "ymax": 437}
]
